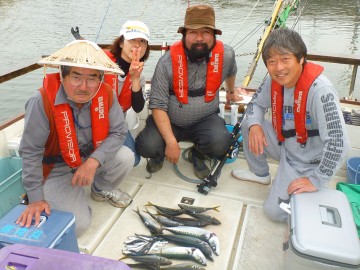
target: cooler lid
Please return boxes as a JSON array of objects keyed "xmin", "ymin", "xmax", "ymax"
[
  {"xmin": 290, "ymin": 188, "xmax": 360, "ymax": 266},
  {"xmin": 0, "ymin": 205, "xmax": 75, "ymax": 248}
]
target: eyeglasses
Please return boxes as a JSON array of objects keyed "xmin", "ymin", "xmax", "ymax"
[{"xmin": 68, "ymin": 75, "xmax": 100, "ymax": 88}]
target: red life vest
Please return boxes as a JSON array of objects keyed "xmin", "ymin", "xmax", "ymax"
[
  {"xmin": 170, "ymin": 40, "xmax": 224, "ymax": 104},
  {"xmin": 103, "ymin": 50, "xmax": 132, "ymax": 112},
  {"xmin": 40, "ymin": 73, "xmax": 113, "ymax": 179},
  {"xmin": 271, "ymin": 62, "xmax": 324, "ymax": 145}
]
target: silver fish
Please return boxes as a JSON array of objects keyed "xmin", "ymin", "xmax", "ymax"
[
  {"xmin": 133, "ymin": 207, "xmax": 162, "ymax": 235},
  {"xmin": 126, "ymin": 262, "xmax": 159, "ymax": 270},
  {"xmin": 163, "ymin": 226, "xmax": 220, "ymax": 256},
  {"xmin": 144, "ymin": 207, "xmax": 184, "ymax": 227},
  {"xmin": 184, "ymin": 212, "xmax": 221, "ymax": 225},
  {"xmin": 157, "ymin": 212, "xmax": 210, "ymax": 227},
  {"xmin": 160, "ymin": 263, "xmax": 206, "ymax": 269},
  {"xmin": 119, "ymin": 254, "xmax": 172, "ymax": 265},
  {"xmin": 178, "ymin": 204, "xmax": 220, "ymax": 214},
  {"xmin": 159, "ymin": 234, "xmax": 214, "ymax": 261},
  {"xmin": 149, "ymin": 246, "xmax": 207, "ymax": 266},
  {"xmin": 146, "ymin": 202, "xmax": 185, "ymax": 216},
  {"xmin": 124, "ymin": 235, "xmax": 167, "ymax": 255}
]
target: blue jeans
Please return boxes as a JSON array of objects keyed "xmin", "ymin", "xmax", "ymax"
[{"xmin": 124, "ymin": 130, "xmax": 141, "ymax": 166}]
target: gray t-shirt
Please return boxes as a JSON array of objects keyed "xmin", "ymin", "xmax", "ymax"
[{"xmin": 149, "ymin": 43, "xmax": 237, "ymax": 127}]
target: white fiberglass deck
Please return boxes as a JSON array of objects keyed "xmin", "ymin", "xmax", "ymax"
[{"xmin": 77, "ymin": 146, "xmax": 346, "ymax": 270}]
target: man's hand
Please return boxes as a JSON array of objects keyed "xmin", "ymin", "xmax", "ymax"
[
  {"xmin": 226, "ymin": 87, "xmax": 245, "ymax": 103},
  {"xmin": 16, "ymin": 201, "xmax": 51, "ymax": 228},
  {"xmin": 71, "ymin": 157, "xmax": 100, "ymax": 187},
  {"xmin": 164, "ymin": 138, "xmax": 180, "ymax": 164},
  {"xmin": 248, "ymin": 124, "xmax": 268, "ymax": 155},
  {"xmin": 288, "ymin": 177, "xmax": 317, "ymax": 195}
]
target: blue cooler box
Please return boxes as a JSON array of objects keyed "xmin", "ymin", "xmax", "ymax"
[
  {"xmin": 0, "ymin": 205, "xmax": 79, "ymax": 253},
  {"xmin": 0, "ymin": 244, "xmax": 131, "ymax": 270}
]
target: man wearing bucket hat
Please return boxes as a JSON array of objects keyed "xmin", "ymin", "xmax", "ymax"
[
  {"xmin": 16, "ymin": 40, "xmax": 134, "ymax": 236},
  {"xmin": 136, "ymin": 4, "xmax": 238, "ymax": 179},
  {"xmin": 231, "ymin": 28, "xmax": 351, "ymax": 222}
]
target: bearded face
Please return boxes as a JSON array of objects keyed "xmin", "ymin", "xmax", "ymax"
[
  {"xmin": 187, "ymin": 42, "xmax": 211, "ymax": 61},
  {"xmin": 183, "ymin": 28, "xmax": 215, "ymax": 62}
]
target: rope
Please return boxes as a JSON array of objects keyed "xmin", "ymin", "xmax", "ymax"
[
  {"xmin": 229, "ymin": 0, "xmax": 261, "ymax": 46},
  {"xmin": 232, "ymin": 20, "xmax": 265, "ymax": 53},
  {"xmin": 95, "ymin": 0, "xmax": 112, "ymax": 42},
  {"xmin": 140, "ymin": 0, "xmax": 150, "ymax": 17}
]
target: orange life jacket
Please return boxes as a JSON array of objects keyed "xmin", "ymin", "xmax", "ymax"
[
  {"xmin": 271, "ymin": 62, "xmax": 324, "ymax": 146},
  {"xmin": 40, "ymin": 73, "xmax": 113, "ymax": 180},
  {"xmin": 170, "ymin": 40, "xmax": 224, "ymax": 104},
  {"xmin": 103, "ymin": 50, "xmax": 132, "ymax": 112}
]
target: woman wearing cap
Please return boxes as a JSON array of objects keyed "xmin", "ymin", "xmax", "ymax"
[{"xmin": 104, "ymin": 20, "xmax": 150, "ymax": 166}]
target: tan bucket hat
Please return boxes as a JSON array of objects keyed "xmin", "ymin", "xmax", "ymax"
[
  {"xmin": 177, "ymin": 5, "xmax": 222, "ymax": 35},
  {"xmin": 38, "ymin": 40, "xmax": 124, "ymax": 75}
]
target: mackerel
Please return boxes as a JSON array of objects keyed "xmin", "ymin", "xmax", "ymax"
[
  {"xmin": 178, "ymin": 204, "xmax": 220, "ymax": 213},
  {"xmin": 149, "ymin": 246, "xmax": 207, "ymax": 266},
  {"xmin": 146, "ymin": 202, "xmax": 185, "ymax": 216},
  {"xmin": 133, "ymin": 207, "xmax": 162, "ymax": 235},
  {"xmin": 158, "ymin": 234, "xmax": 214, "ymax": 261},
  {"xmin": 163, "ymin": 226, "xmax": 220, "ymax": 256}
]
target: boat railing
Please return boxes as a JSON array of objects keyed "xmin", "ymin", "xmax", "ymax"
[{"xmin": 1, "ymin": 46, "xmax": 360, "ymax": 129}]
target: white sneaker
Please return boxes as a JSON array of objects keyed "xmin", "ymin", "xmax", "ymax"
[
  {"xmin": 231, "ymin": 169, "xmax": 271, "ymax": 185},
  {"xmin": 91, "ymin": 185, "xmax": 132, "ymax": 208}
]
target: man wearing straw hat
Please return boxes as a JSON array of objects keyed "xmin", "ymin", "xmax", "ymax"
[
  {"xmin": 136, "ymin": 4, "xmax": 238, "ymax": 179},
  {"xmin": 16, "ymin": 40, "xmax": 133, "ymax": 236}
]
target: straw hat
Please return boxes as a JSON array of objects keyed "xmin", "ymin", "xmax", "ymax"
[
  {"xmin": 177, "ymin": 5, "xmax": 222, "ymax": 35},
  {"xmin": 38, "ymin": 40, "xmax": 124, "ymax": 75},
  {"xmin": 119, "ymin": 20, "xmax": 150, "ymax": 42}
]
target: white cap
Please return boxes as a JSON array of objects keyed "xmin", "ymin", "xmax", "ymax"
[{"xmin": 119, "ymin": 20, "xmax": 150, "ymax": 42}]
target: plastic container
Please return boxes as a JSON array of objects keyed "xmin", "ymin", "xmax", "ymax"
[
  {"xmin": 225, "ymin": 124, "xmax": 242, "ymax": 164},
  {"xmin": 284, "ymin": 189, "xmax": 360, "ymax": 269},
  {"xmin": 0, "ymin": 205, "xmax": 79, "ymax": 253},
  {"xmin": 0, "ymin": 157, "xmax": 25, "ymax": 218},
  {"xmin": 0, "ymin": 244, "xmax": 131, "ymax": 270},
  {"xmin": 347, "ymin": 157, "xmax": 360, "ymax": 184}
]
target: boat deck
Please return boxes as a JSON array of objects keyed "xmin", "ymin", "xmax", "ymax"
[{"xmin": 76, "ymin": 141, "xmax": 346, "ymax": 270}]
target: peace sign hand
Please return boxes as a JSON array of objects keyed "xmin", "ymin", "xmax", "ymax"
[
  {"xmin": 129, "ymin": 47, "xmax": 144, "ymax": 92},
  {"xmin": 129, "ymin": 47, "xmax": 144, "ymax": 77}
]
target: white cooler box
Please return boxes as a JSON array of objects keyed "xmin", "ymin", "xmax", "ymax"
[{"xmin": 284, "ymin": 188, "xmax": 360, "ymax": 270}]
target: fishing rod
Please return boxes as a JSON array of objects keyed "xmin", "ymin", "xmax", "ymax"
[
  {"xmin": 241, "ymin": 0, "xmax": 301, "ymax": 87},
  {"xmin": 242, "ymin": 0, "xmax": 284, "ymax": 87},
  {"xmin": 95, "ymin": 0, "xmax": 112, "ymax": 42}
]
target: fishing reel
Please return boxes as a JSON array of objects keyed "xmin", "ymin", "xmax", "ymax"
[{"xmin": 197, "ymin": 174, "xmax": 218, "ymax": 195}]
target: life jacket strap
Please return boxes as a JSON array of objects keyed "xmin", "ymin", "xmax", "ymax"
[
  {"xmin": 169, "ymin": 88, "xmax": 205, "ymax": 97},
  {"xmin": 281, "ymin": 129, "xmax": 320, "ymax": 139},
  {"xmin": 43, "ymin": 143, "xmax": 94, "ymax": 164}
]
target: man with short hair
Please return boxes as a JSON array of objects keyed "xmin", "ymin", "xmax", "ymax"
[
  {"xmin": 136, "ymin": 4, "xmax": 238, "ymax": 179},
  {"xmin": 231, "ymin": 28, "xmax": 350, "ymax": 222},
  {"xmin": 16, "ymin": 40, "xmax": 133, "ymax": 236}
]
